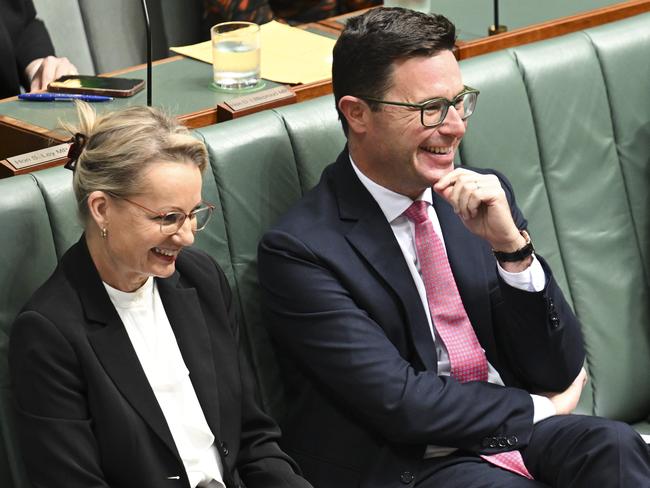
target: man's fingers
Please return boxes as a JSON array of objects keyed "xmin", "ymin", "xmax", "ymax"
[{"xmin": 28, "ymin": 56, "xmax": 78, "ymax": 92}]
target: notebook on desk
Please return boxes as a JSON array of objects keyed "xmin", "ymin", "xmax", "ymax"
[{"xmin": 171, "ymin": 21, "xmax": 335, "ymax": 85}]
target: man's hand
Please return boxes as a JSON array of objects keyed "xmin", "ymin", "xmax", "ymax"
[
  {"xmin": 25, "ymin": 56, "xmax": 78, "ymax": 92},
  {"xmin": 433, "ymin": 168, "xmax": 524, "ymax": 251},
  {"xmin": 543, "ymin": 367, "xmax": 588, "ymax": 415}
]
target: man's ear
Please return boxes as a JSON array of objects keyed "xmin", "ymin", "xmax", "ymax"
[
  {"xmin": 86, "ymin": 191, "xmax": 110, "ymax": 229},
  {"xmin": 338, "ymin": 95, "xmax": 371, "ymax": 135}
]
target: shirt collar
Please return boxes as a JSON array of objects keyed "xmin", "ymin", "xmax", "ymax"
[
  {"xmin": 104, "ymin": 276, "xmax": 155, "ymax": 308},
  {"xmin": 349, "ymin": 154, "xmax": 433, "ymax": 223}
]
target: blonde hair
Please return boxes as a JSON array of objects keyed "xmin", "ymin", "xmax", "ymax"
[{"xmin": 63, "ymin": 102, "xmax": 209, "ymax": 221}]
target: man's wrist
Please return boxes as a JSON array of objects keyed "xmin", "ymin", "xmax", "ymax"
[
  {"xmin": 492, "ymin": 230, "xmax": 534, "ymax": 266},
  {"xmin": 531, "ymin": 394, "xmax": 557, "ymax": 423}
]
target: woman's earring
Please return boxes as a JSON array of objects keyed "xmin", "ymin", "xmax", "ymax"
[{"xmin": 101, "ymin": 227, "xmax": 108, "ymax": 239}]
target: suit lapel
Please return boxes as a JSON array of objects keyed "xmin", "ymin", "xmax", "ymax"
[
  {"xmin": 63, "ymin": 238, "xmax": 180, "ymax": 459},
  {"xmin": 331, "ymin": 155, "xmax": 438, "ymax": 371},
  {"xmin": 156, "ymin": 272, "xmax": 222, "ymax": 441}
]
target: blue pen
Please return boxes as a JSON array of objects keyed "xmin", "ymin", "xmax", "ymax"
[{"xmin": 18, "ymin": 93, "xmax": 114, "ymax": 102}]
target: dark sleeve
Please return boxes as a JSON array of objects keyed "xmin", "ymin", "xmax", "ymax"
[
  {"xmin": 258, "ymin": 230, "xmax": 535, "ymax": 454},
  {"xmin": 9, "ymin": 310, "xmax": 110, "ymax": 488},
  {"xmin": 210, "ymin": 258, "xmax": 312, "ymax": 488},
  {"xmin": 7, "ymin": 0, "xmax": 55, "ymax": 75},
  {"xmin": 490, "ymin": 170, "xmax": 586, "ymax": 392}
]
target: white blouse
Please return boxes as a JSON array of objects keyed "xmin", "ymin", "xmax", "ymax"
[{"xmin": 104, "ymin": 277, "xmax": 225, "ymax": 488}]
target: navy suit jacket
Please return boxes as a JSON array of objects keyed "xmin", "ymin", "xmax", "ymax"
[
  {"xmin": 10, "ymin": 237, "xmax": 311, "ymax": 488},
  {"xmin": 258, "ymin": 149, "xmax": 585, "ymax": 488}
]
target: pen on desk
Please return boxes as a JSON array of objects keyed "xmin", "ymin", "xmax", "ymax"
[{"xmin": 18, "ymin": 93, "xmax": 114, "ymax": 102}]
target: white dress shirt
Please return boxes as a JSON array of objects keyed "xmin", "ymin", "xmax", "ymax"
[
  {"xmin": 349, "ymin": 158, "xmax": 555, "ymax": 456},
  {"xmin": 104, "ymin": 277, "xmax": 226, "ymax": 488}
]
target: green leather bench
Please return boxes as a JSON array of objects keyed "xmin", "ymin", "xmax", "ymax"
[{"xmin": 0, "ymin": 12, "xmax": 648, "ymax": 488}]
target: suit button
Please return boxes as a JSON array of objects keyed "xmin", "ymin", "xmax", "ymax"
[
  {"xmin": 400, "ymin": 471, "xmax": 415, "ymax": 484},
  {"xmin": 220, "ymin": 441, "xmax": 229, "ymax": 457},
  {"xmin": 550, "ymin": 314, "xmax": 560, "ymax": 329},
  {"xmin": 497, "ymin": 437, "xmax": 508, "ymax": 448},
  {"xmin": 489, "ymin": 437, "xmax": 498, "ymax": 448},
  {"xmin": 507, "ymin": 435, "xmax": 518, "ymax": 446}
]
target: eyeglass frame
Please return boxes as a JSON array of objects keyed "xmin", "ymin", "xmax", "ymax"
[
  {"xmin": 357, "ymin": 85, "xmax": 480, "ymax": 128},
  {"xmin": 107, "ymin": 192, "xmax": 216, "ymax": 235}
]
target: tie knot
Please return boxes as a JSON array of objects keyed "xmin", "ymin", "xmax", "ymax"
[{"xmin": 403, "ymin": 200, "xmax": 430, "ymax": 224}]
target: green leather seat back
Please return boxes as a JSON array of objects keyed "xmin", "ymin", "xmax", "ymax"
[
  {"xmin": 193, "ymin": 146, "xmax": 236, "ymax": 288},
  {"xmin": 0, "ymin": 175, "xmax": 59, "ymax": 488},
  {"xmin": 274, "ymin": 95, "xmax": 347, "ymax": 193},
  {"xmin": 459, "ymin": 50, "xmax": 572, "ymax": 304},
  {"xmin": 196, "ymin": 112, "xmax": 302, "ymax": 418},
  {"xmin": 30, "ymin": 168, "xmax": 82, "ymax": 258},
  {"xmin": 584, "ymin": 13, "xmax": 650, "ymax": 285},
  {"xmin": 514, "ymin": 31, "xmax": 650, "ymax": 423}
]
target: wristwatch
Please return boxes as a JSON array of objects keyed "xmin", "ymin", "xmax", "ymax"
[{"xmin": 492, "ymin": 230, "xmax": 534, "ymax": 262}]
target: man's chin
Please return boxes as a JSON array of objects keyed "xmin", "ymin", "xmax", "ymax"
[{"xmin": 417, "ymin": 157, "xmax": 455, "ymax": 185}]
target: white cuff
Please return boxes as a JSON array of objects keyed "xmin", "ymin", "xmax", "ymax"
[
  {"xmin": 531, "ymin": 394, "xmax": 556, "ymax": 424},
  {"xmin": 498, "ymin": 254, "xmax": 546, "ymax": 292}
]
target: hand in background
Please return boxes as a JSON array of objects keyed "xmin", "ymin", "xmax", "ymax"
[{"xmin": 25, "ymin": 55, "xmax": 78, "ymax": 92}]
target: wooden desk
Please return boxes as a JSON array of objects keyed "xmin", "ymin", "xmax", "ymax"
[
  {"xmin": 2, "ymin": 0, "xmax": 649, "ymax": 176},
  {"xmin": 318, "ymin": 0, "xmax": 650, "ymax": 59},
  {"xmin": 0, "ymin": 52, "xmax": 333, "ymax": 164}
]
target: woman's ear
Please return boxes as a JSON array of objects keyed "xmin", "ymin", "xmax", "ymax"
[
  {"xmin": 338, "ymin": 95, "xmax": 371, "ymax": 135},
  {"xmin": 86, "ymin": 191, "xmax": 110, "ymax": 229}
]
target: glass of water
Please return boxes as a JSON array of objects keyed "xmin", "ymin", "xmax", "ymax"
[
  {"xmin": 383, "ymin": 0, "xmax": 430, "ymax": 13},
  {"xmin": 211, "ymin": 22, "xmax": 261, "ymax": 90}
]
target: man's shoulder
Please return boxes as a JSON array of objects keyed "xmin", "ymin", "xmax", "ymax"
[{"xmin": 268, "ymin": 160, "xmax": 342, "ymax": 234}]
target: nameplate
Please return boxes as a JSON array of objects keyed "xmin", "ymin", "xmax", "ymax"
[
  {"xmin": 225, "ymin": 86, "xmax": 294, "ymax": 112},
  {"xmin": 6, "ymin": 143, "xmax": 71, "ymax": 170}
]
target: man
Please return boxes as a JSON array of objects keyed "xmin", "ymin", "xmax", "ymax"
[
  {"xmin": 257, "ymin": 7, "xmax": 650, "ymax": 488},
  {"xmin": 1, "ymin": 0, "xmax": 77, "ymax": 99}
]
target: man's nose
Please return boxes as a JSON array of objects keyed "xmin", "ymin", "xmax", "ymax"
[{"xmin": 438, "ymin": 106, "xmax": 466, "ymax": 136}]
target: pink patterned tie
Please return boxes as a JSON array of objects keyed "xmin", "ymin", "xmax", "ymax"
[{"xmin": 404, "ymin": 200, "xmax": 533, "ymax": 480}]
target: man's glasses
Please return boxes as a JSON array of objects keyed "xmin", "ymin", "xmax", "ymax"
[
  {"xmin": 109, "ymin": 193, "xmax": 215, "ymax": 235},
  {"xmin": 359, "ymin": 86, "xmax": 480, "ymax": 128}
]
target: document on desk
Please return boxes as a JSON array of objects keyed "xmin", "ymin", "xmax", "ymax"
[{"xmin": 171, "ymin": 21, "xmax": 335, "ymax": 85}]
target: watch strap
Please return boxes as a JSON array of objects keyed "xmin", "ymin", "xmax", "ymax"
[{"xmin": 492, "ymin": 230, "xmax": 534, "ymax": 263}]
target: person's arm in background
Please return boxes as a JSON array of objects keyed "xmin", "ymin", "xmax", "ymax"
[
  {"xmin": 202, "ymin": 0, "xmax": 273, "ymax": 25},
  {"xmin": 7, "ymin": 0, "xmax": 77, "ymax": 92}
]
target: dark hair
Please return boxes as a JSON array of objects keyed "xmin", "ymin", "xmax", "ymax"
[{"xmin": 332, "ymin": 7, "xmax": 456, "ymax": 135}]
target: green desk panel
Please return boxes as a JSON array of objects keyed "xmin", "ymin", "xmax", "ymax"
[{"xmin": 0, "ymin": 57, "xmax": 282, "ymax": 137}]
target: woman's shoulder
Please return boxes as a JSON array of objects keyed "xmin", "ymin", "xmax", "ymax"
[
  {"xmin": 174, "ymin": 246, "xmax": 230, "ymax": 290},
  {"xmin": 19, "ymin": 263, "xmax": 76, "ymax": 318}
]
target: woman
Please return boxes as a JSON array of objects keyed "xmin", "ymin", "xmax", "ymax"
[{"xmin": 9, "ymin": 104, "xmax": 312, "ymax": 488}]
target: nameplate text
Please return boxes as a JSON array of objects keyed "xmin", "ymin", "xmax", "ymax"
[
  {"xmin": 7, "ymin": 143, "xmax": 71, "ymax": 170},
  {"xmin": 225, "ymin": 86, "xmax": 294, "ymax": 112}
]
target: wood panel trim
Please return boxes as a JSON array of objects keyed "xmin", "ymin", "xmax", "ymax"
[{"xmin": 456, "ymin": 0, "xmax": 650, "ymax": 59}]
